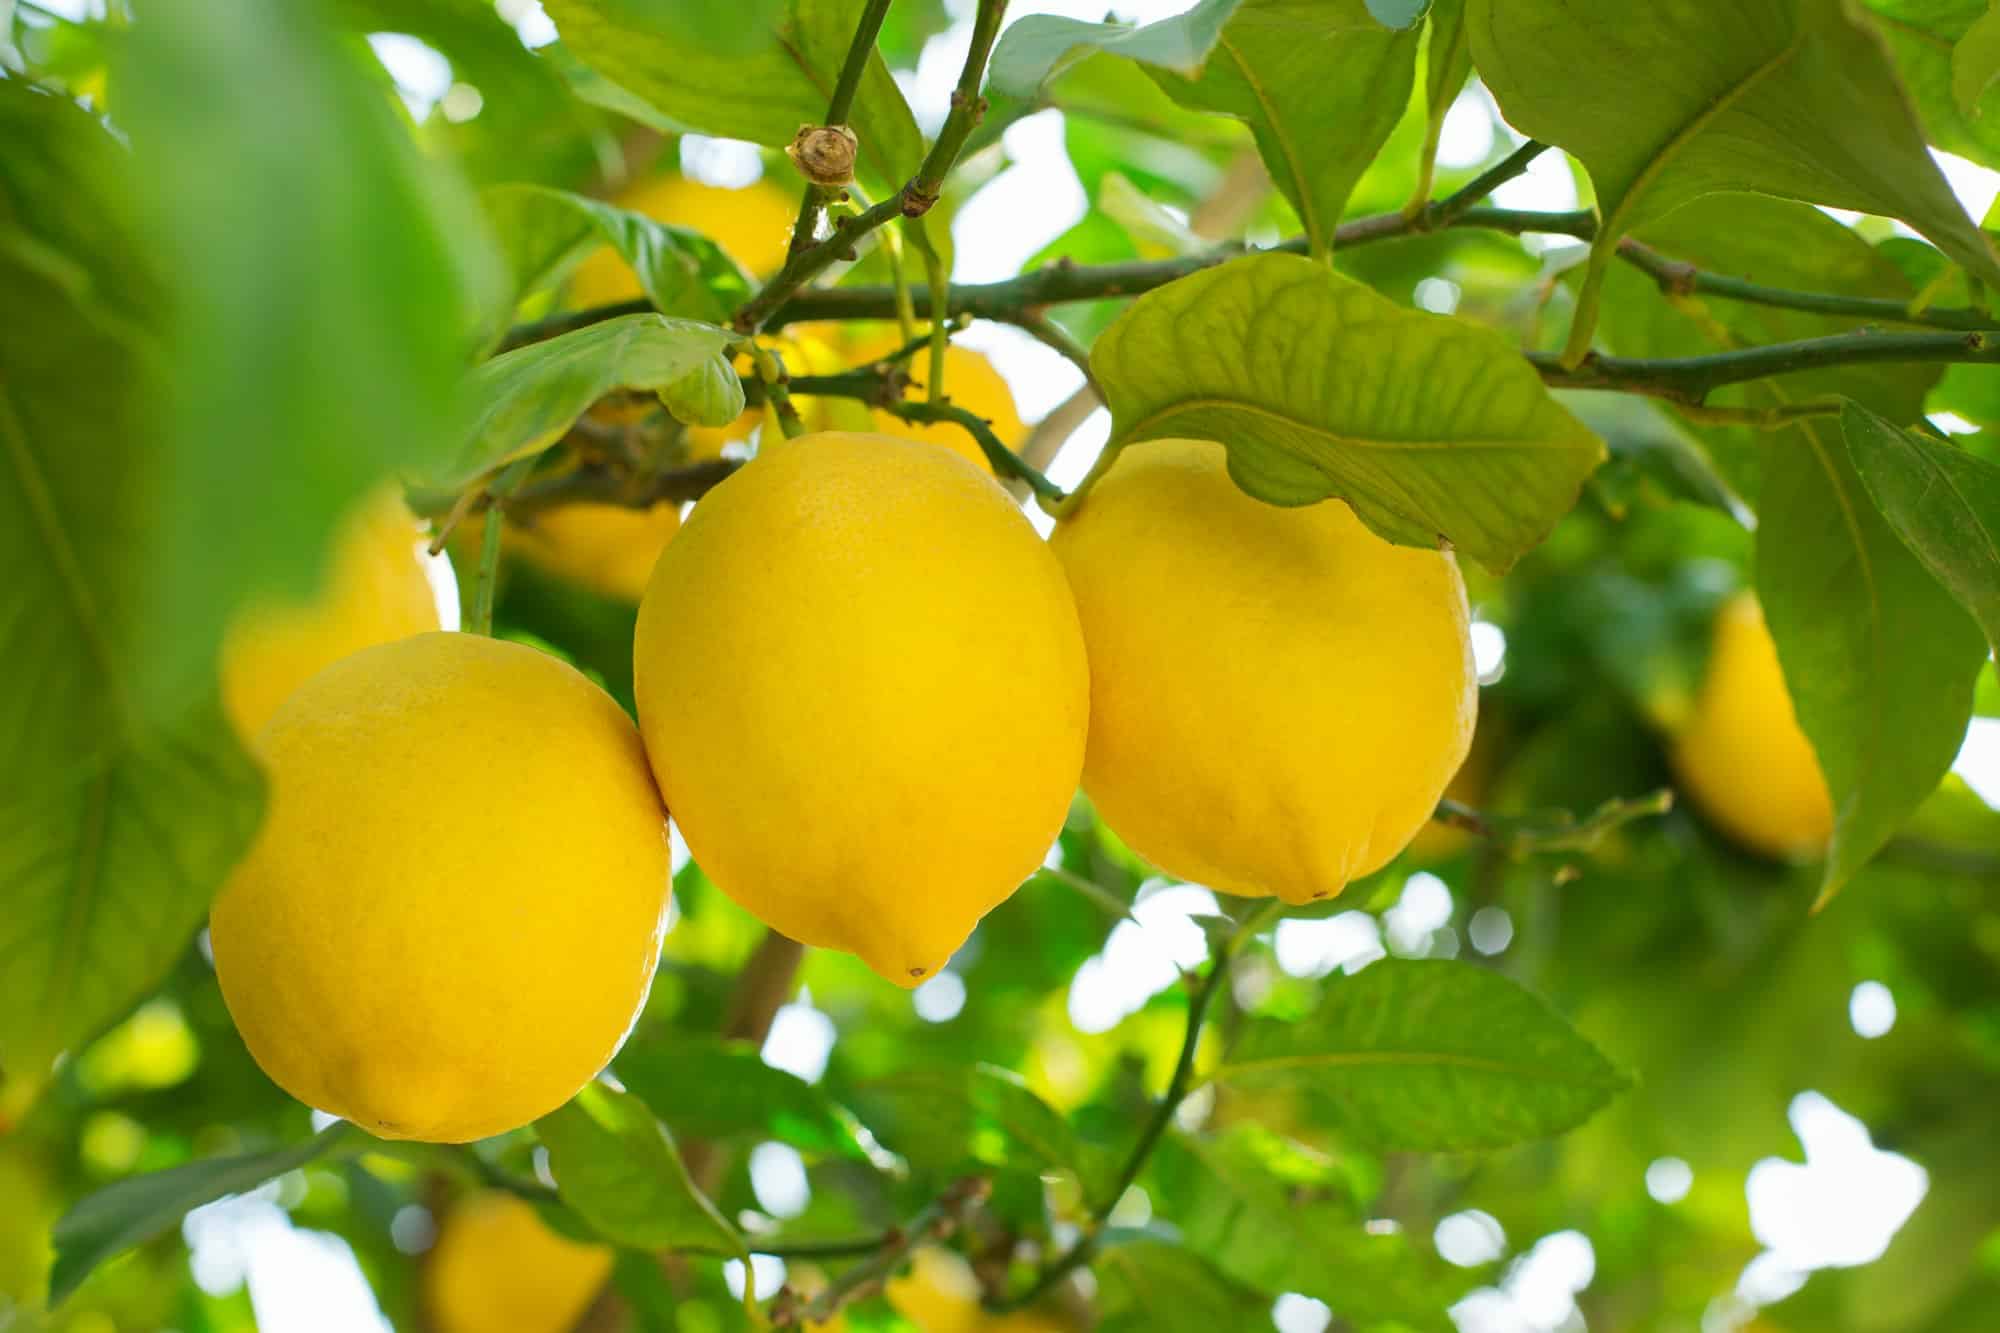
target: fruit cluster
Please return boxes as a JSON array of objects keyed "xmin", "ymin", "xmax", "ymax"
[{"xmin": 209, "ymin": 429, "xmax": 1479, "ymax": 1145}]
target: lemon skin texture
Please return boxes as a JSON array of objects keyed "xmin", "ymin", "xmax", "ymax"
[
  {"xmin": 1670, "ymin": 592, "xmax": 1833, "ymax": 858},
  {"xmin": 571, "ymin": 174, "xmax": 797, "ymax": 303},
  {"xmin": 1051, "ymin": 438, "xmax": 1476, "ymax": 905},
  {"xmin": 504, "ymin": 501, "xmax": 681, "ymax": 602},
  {"xmin": 211, "ymin": 632, "xmax": 672, "ymax": 1142},
  {"xmin": 633, "ymin": 432, "xmax": 1088, "ymax": 986},
  {"xmin": 424, "ymin": 1192, "xmax": 613, "ymax": 1333},
  {"xmin": 219, "ymin": 487, "xmax": 441, "ymax": 738}
]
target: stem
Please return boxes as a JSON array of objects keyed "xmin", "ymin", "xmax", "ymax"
[
  {"xmin": 785, "ymin": 0, "xmax": 895, "ymax": 256},
  {"xmin": 1431, "ymin": 140, "xmax": 1547, "ymax": 228},
  {"xmin": 778, "ymin": 1177, "xmax": 992, "ymax": 1327},
  {"xmin": 471, "ymin": 504, "xmax": 503, "ymax": 636},
  {"xmin": 990, "ymin": 943, "xmax": 1236, "ymax": 1314},
  {"xmin": 789, "ymin": 371, "xmax": 1066, "ymax": 500},
  {"xmin": 919, "ymin": 220, "xmax": 948, "ymax": 405},
  {"xmin": 907, "ymin": 0, "xmax": 1009, "ymax": 209},
  {"xmin": 1008, "ymin": 311, "xmax": 1099, "ymax": 396},
  {"xmin": 1532, "ymin": 330, "xmax": 1997, "ymax": 403},
  {"xmin": 1617, "ymin": 237, "xmax": 2000, "ymax": 332}
]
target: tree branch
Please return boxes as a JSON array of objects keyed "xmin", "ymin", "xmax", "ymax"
[
  {"xmin": 789, "ymin": 370, "xmax": 1066, "ymax": 500},
  {"xmin": 771, "ymin": 1177, "xmax": 992, "ymax": 1327},
  {"xmin": 1531, "ymin": 330, "xmax": 1998, "ymax": 404},
  {"xmin": 785, "ymin": 0, "xmax": 896, "ymax": 256}
]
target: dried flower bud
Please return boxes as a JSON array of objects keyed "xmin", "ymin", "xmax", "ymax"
[{"xmin": 787, "ymin": 123, "xmax": 858, "ymax": 188}]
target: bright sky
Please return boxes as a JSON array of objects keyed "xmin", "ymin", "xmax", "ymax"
[{"xmin": 35, "ymin": 0, "xmax": 1997, "ymax": 1327}]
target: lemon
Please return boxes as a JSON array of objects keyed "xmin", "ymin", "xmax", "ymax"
[
  {"xmin": 424, "ymin": 1192, "xmax": 613, "ymax": 1333},
  {"xmin": 571, "ymin": 174, "xmax": 797, "ymax": 304},
  {"xmin": 633, "ymin": 432, "xmax": 1088, "ymax": 985},
  {"xmin": 1051, "ymin": 438, "xmax": 1476, "ymax": 904},
  {"xmin": 843, "ymin": 326, "xmax": 1028, "ymax": 468},
  {"xmin": 211, "ymin": 632, "xmax": 672, "ymax": 1142},
  {"xmin": 886, "ymin": 1249, "xmax": 1069, "ymax": 1333},
  {"xmin": 220, "ymin": 486, "xmax": 442, "ymax": 738},
  {"xmin": 1670, "ymin": 592, "xmax": 1833, "ymax": 858},
  {"xmin": 502, "ymin": 501, "xmax": 681, "ymax": 603}
]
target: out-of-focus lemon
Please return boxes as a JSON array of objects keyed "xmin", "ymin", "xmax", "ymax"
[
  {"xmin": 220, "ymin": 487, "xmax": 441, "ymax": 738},
  {"xmin": 424, "ymin": 1192, "xmax": 613, "ymax": 1333},
  {"xmin": 1051, "ymin": 438, "xmax": 1476, "ymax": 905},
  {"xmin": 886, "ymin": 1249, "xmax": 1070, "ymax": 1332},
  {"xmin": 1670, "ymin": 592, "xmax": 1833, "ymax": 858},
  {"xmin": 211, "ymin": 632, "xmax": 672, "ymax": 1142},
  {"xmin": 502, "ymin": 502, "xmax": 681, "ymax": 603},
  {"xmin": 571, "ymin": 174, "xmax": 797, "ymax": 304}
]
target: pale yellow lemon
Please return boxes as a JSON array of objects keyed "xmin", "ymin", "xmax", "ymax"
[
  {"xmin": 424, "ymin": 1192, "xmax": 613, "ymax": 1333},
  {"xmin": 1670, "ymin": 592, "xmax": 1834, "ymax": 858},
  {"xmin": 220, "ymin": 487, "xmax": 441, "ymax": 738},
  {"xmin": 570, "ymin": 174, "xmax": 797, "ymax": 304},
  {"xmin": 1051, "ymin": 438, "xmax": 1476, "ymax": 904},
  {"xmin": 503, "ymin": 501, "xmax": 681, "ymax": 603},
  {"xmin": 886, "ymin": 1249, "xmax": 1069, "ymax": 1333},
  {"xmin": 633, "ymin": 432, "xmax": 1088, "ymax": 985},
  {"xmin": 211, "ymin": 632, "xmax": 671, "ymax": 1142}
]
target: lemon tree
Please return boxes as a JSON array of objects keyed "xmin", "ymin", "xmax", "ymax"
[{"xmin": 8, "ymin": 1, "xmax": 2000, "ymax": 1331}]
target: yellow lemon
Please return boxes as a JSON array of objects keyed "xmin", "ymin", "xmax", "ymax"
[
  {"xmin": 211, "ymin": 632, "xmax": 672, "ymax": 1142},
  {"xmin": 424, "ymin": 1192, "xmax": 613, "ymax": 1333},
  {"xmin": 1051, "ymin": 438, "xmax": 1476, "ymax": 904},
  {"xmin": 886, "ymin": 1249, "xmax": 1069, "ymax": 1333},
  {"xmin": 844, "ymin": 325, "xmax": 1028, "ymax": 467},
  {"xmin": 503, "ymin": 501, "xmax": 681, "ymax": 603},
  {"xmin": 571, "ymin": 174, "xmax": 797, "ymax": 304},
  {"xmin": 1670, "ymin": 592, "xmax": 1833, "ymax": 858},
  {"xmin": 633, "ymin": 432, "xmax": 1088, "ymax": 985},
  {"xmin": 220, "ymin": 487, "xmax": 442, "ymax": 738}
]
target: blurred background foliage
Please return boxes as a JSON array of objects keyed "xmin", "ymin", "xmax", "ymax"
[{"xmin": 5, "ymin": 1, "xmax": 2000, "ymax": 1332}]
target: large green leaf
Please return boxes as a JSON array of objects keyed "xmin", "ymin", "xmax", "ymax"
[
  {"xmin": 1843, "ymin": 406, "xmax": 2000, "ymax": 656},
  {"xmin": 1757, "ymin": 415, "xmax": 1990, "ymax": 903},
  {"xmin": 988, "ymin": 0, "xmax": 1244, "ymax": 96},
  {"xmin": 49, "ymin": 1125, "xmax": 356, "ymax": 1306},
  {"xmin": 0, "ymin": 82, "xmax": 265, "ymax": 1111},
  {"xmin": 1088, "ymin": 251, "xmax": 1604, "ymax": 573},
  {"xmin": 537, "ymin": 1082, "xmax": 744, "ymax": 1255},
  {"xmin": 1953, "ymin": 1, "xmax": 2000, "ymax": 113},
  {"xmin": 614, "ymin": 1035, "xmax": 883, "ymax": 1162},
  {"xmin": 1211, "ymin": 960, "xmax": 1629, "ymax": 1150},
  {"xmin": 439, "ymin": 315, "xmax": 742, "ymax": 490},
  {"xmin": 1863, "ymin": 0, "xmax": 2000, "ymax": 169},
  {"xmin": 1470, "ymin": 0, "xmax": 2000, "ymax": 361},
  {"xmin": 119, "ymin": 0, "xmax": 499, "ymax": 720},
  {"xmin": 1146, "ymin": 1126, "xmax": 1472, "ymax": 1329},
  {"xmin": 1592, "ymin": 193, "xmax": 1941, "ymax": 504},
  {"xmin": 482, "ymin": 184, "xmax": 753, "ymax": 326},
  {"xmin": 543, "ymin": 0, "xmax": 925, "ymax": 197},
  {"xmin": 1150, "ymin": 1, "xmax": 1419, "ymax": 255}
]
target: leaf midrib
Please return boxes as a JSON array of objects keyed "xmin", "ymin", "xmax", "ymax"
[{"xmin": 1118, "ymin": 395, "xmax": 1594, "ymax": 454}]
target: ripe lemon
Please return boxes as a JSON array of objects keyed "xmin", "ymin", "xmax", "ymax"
[
  {"xmin": 571, "ymin": 174, "xmax": 797, "ymax": 304},
  {"xmin": 424, "ymin": 1192, "xmax": 612, "ymax": 1333},
  {"xmin": 1670, "ymin": 592, "xmax": 1833, "ymax": 858},
  {"xmin": 843, "ymin": 326, "xmax": 1028, "ymax": 467},
  {"xmin": 886, "ymin": 1249, "xmax": 1069, "ymax": 1333},
  {"xmin": 503, "ymin": 501, "xmax": 681, "ymax": 603},
  {"xmin": 211, "ymin": 632, "xmax": 672, "ymax": 1142},
  {"xmin": 220, "ymin": 487, "xmax": 442, "ymax": 738},
  {"xmin": 633, "ymin": 432, "xmax": 1088, "ymax": 985},
  {"xmin": 1051, "ymin": 438, "xmax": 1476, "ymax": 904}
]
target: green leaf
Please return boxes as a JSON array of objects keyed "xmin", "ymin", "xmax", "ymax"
[
  {"xmin": 849, "ymin": 1064, "xmax": 1087, "ymax": 1182},
  {"xmin": 1413, "ymin": 0, "xmax": 1474, "ymax": 202},
  {"xmin": 1844, "ymin": 404, "xmax": 2000, "ymax": 656},
  {"xmin": 49, "ymin": 1125, "xmax": 355, "ymax": 1306},
  {"xmin": 613, "ymin": 1035, "xmax": 884, "ymax": 1163},
  {"xmin": 439, "ymin": 315, "xmax": 742, "ymax": 490},
  {"xmin": 1147, "ymin": 1126, "xmax": 1471, "ymax": 1329},
  {"xmin": 1953, "ymin": 1, "xmax": 2000, "ymax": 114},
  {"xmin": 1862, "ymin": 1, "xmax": 2000, "ymax": 170},
  {"xmin": 1089, "ymin": 251, "xmax": 1604, "ymax": 574},
  {"xmin": 1211, "ymin": 960, "xmax": 1629, "ymax": 1150},
  {"xmin": 1094, "ymin": 1235, "xmax": 1272, "ymax": 1333},
  {"xmin": 536, "ymin": 1082, "xmax": 744, "ymax": 1255},
  {"xmin": 988, "ymin": 0, "xmax": 1244, "ymax": 97},
  {"xmin": 1368, "ymin": 0, "xmax": 1431, "ymax": 27},
  {"xmin": 1757, "ymin": 414, "xmax": 1990, "ymax": 903},
  {"xmin": 118, "ymin": 0, "xmax": 501, "ymax": 720},
  {"xmin": 544, "ymin": 0, "xmax": 925, "ymax": 197},
  {"xmin": 1470, "ymin": 0, "xmax": 2000, "ymax": 361},
  {"xmin": 0, "ymin": 82, "xmax": 265, "ymax": 1110},
  {"xmin": 482, "ymin": 184, "xmax": 753, "ymax": 327},
  {"xmin": 1149, "ymin": 1, "xmax": 1419, "ymax": 256}
]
